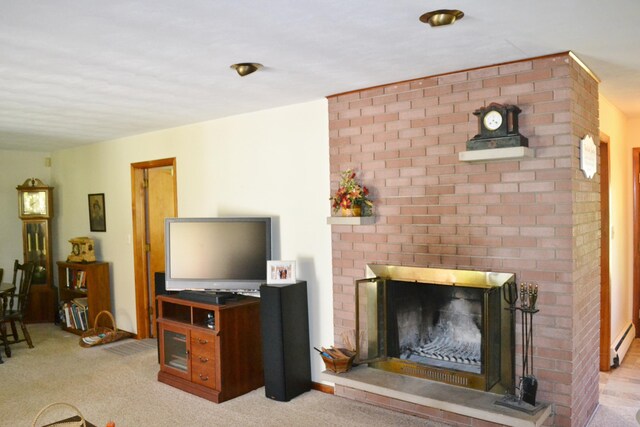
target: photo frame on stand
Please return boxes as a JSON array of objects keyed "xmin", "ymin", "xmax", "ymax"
[{"xmin": 267, "ymin": 260, "xmax": 297, "ymax": 285}]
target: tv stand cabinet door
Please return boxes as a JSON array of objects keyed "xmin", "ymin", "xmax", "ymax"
[
  {"xmin": 159, "ymin": 322, "xmax": 191, "ymax": 381},
  {"xmin": 190, "ymin": 329, "xmax": 217, "ymax": 389}
]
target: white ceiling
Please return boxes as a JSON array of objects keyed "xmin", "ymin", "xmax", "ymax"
[{"xmin": 2, "ymin": 0, "xmax": 640, "ymax": 152}]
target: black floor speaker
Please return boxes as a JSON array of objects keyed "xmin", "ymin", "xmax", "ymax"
[{"xmin": 260, "ymin": 280, "xmax": 311, "ymax": 402}]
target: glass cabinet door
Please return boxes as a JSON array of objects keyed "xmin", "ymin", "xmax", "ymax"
[
  {"xmin": 23, "ymin": 219, "xmax": 50, "ymax": 286},
  {"xmin": 161, "ymin": 324, "xmax": 190, "ymax": 379}
]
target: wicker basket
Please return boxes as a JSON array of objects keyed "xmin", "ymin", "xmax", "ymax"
[
  {"xmin": 32, "ymin": 402, "xmax": 86, "ymax": 427},
  {"xmin": 321, "ymin": 348, "xmax": 355, "ymax": 373},
  {"xmin": 79, "ymin": 310, "xmax": 130, "ymax": 348}
]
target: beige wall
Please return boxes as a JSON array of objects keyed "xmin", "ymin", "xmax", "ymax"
[
  {"xmin": 50, "ymin": 99, "xmax": 334, "ymax": 381},
  {"xmin": 599, "ymin": 95, "xmax": 633, "ymax": 348}
]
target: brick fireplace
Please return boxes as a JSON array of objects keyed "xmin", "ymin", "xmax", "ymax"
[{"xmin": 327, "ymin": 53, "xmax": 600, "ymax": 427}]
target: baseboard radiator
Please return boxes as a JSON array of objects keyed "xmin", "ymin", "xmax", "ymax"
[{"xmin": 611, "ymin": 323, "xmax": 636, "ymax": 368}]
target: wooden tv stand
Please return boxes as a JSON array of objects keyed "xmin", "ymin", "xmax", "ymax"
[{"xmin": 156, "ymin": 294, "xmax": 264, "ymax": 403}]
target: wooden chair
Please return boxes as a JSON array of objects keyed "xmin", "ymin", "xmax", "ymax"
[
  {"xmin": 0, "ymin": 267, "xmax": 3, "ymax": 363},
  {"xmin": 0, "ymin": 260, "xmax": 35, "ymax": 357}
]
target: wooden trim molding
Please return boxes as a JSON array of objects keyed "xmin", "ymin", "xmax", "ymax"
[
  {"xmin": 599, "ymin": 133, "xmax": 611, "ymax": 371},
  {"xmin": 131, "ymin": 157, "xmax": 177, "ymax": 339},
  {"xmin": 633, "ymin": 148, "xmax": 640, "ymax": 338},
  {"xmin": 312, "ymin": 381, "xmax": 334, "ymax": 394}
]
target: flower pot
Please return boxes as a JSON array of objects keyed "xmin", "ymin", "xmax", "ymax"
[{"xmin": 340, "ymin": 206, "xmax": 361, "ymax": 217}]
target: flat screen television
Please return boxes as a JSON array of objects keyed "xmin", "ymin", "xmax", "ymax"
[{"xmin": 164, "ymin": 217, "xmax": 272, "ymax": 293}]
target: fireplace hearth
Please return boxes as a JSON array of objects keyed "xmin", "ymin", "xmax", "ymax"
[{"xmin": 355, "ymin": 265, "xmax": 515, "ymax": 393}]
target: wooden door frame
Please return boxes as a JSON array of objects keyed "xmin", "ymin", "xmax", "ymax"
[
  {"xmin": 633, "ymin": 148, "xmax": 640, "ymax": 338},
  {"xmin": 131, "ymin": 158, "xmax": 177, "ymax": 339},
  {"xmin": 599, "ymin": 133, "xmax": 611, "ymax": 371}
]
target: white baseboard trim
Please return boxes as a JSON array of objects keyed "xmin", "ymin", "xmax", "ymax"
[{"xmin": 610, "ymin": 323, "xmax": 636, "ymax": 367}]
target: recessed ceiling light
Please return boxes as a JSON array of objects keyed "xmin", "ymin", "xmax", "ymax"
[
  {"xmin": 419, "ymin": 9, "xmax": 464, "ymax": 27},
  {"xmin": 230, "ymin": 63, "xmax": 263, "ymax": 77}
]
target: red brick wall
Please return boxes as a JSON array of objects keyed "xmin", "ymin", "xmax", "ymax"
[{"xmin": 327, "ymin": 53, "xmax": 600, "ymax": 427}]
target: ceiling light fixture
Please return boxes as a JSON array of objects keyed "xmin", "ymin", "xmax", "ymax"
[
  {"xmin": 230, "ymin": 63, "xmax": 263, "ymax": 77},
  {"xmin": 419, "ymin": 9, "xmax": 464, "ymax": 27}
]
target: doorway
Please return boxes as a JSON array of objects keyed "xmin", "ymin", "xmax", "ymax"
[
  {"xmin": 599, "ymin": 134, "xmax": 611, "ymax": 371},
  {"xmin": 131, "ymin": 158, "xmax": 177, "ymax": 339}
]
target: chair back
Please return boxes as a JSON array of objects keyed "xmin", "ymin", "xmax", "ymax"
[{"xmin": 9, "ymin": 260, "xmax": 35, "ymax": 314}]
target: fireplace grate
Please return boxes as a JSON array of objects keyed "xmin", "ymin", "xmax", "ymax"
[{"xmin": 404, "ymin": 336, "xmax": 481, "ymax": 366}]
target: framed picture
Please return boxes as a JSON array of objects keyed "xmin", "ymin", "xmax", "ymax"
[
  {"xmin": 267, "ymin": 260, "xmax": 297, "ymax": 285},
  {"xmin": 88, "ymin": 193, "xmax": 106, "ymax": 232}
]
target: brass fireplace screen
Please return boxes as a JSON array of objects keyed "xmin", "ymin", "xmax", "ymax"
[{"xmin": 355, "ymin": 265, "xmax": 515, "ymax": 393}]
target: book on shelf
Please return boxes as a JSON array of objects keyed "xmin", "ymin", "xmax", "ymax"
[
  {"xmin": 65, "ymin": 268, "xmax": 88, "ymax": 291},
  {"xmin": 76, "ymin": 270, "xmax": 86, "ymax": 289},
  {"xmin": 73, "ymin": 297, "xmax": 88, "ymax": 308},
  {"xmin": 60, "ymin": 300, "xmax": 89, "ymax": 331}
]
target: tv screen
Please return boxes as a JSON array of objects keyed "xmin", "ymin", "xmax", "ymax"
[{"xmin": 164, "ymin": 217, "xmax": 272, "ymax": 292}]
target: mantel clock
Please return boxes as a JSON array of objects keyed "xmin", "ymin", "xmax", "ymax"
[
  {"xmin": 16, "ymin": 178, "xmax": 56, "ymax": 323},
  {"xmin": 467, "ymin": 103, "xmax": 528, "ymax": 151}
]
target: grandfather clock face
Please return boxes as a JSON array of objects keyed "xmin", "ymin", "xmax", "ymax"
[
  {"xmin": 19, "ymin": 190, "xmax": 50, "ymax": 218},
  {"xmin": 17, "ymin": 178, "xmax": 53, "ymax": 219}
]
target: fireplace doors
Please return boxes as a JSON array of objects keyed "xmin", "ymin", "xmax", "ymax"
[{"xmin": 355, "ymin": 265, "xmax": 515, "ymax": 393}]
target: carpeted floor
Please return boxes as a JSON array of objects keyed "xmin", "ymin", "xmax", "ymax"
[
  {"xmin": 0, "ymin": 324, "xmax": 440, "ymax": 427},
  {"xmin": 2, "ymin": 324, "xmax": 639, "ymax": 426}
]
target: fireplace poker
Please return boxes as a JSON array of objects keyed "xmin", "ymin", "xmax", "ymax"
[{"xmin": 520, "ymin": 283, "xmax": 528, "ymax": 389}]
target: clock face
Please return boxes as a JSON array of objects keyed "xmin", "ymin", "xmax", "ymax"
[
  {"xmin": 483, "ymin": 110, "xmax": 503, "ymax": 131},
  {"xmin": 21, "ymin": 191, "xmax": 48, "ymax": 216}
]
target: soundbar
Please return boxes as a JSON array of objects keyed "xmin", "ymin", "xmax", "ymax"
[{"xmin": 177, "ymin": 290, "xmax": 235, "ymax": 305}]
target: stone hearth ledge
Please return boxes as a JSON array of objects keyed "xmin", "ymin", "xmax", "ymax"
[{"xmin": 322, "ymin": 365, "xmax": 551, "ymax": 427}]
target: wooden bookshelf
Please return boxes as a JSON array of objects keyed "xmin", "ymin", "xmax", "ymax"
[{"xmin": 57, "ymin": 261, "xmax": 111, "ymax": 335}]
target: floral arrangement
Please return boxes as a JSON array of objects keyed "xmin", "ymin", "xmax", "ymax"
[{"xmin": 330, "ymin": 169, "xmax": 373, "ymax": 214}]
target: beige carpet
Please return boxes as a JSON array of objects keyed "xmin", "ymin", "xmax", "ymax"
[{"xmin": 0, "ymin": 324, "xmax": 441, "ymax": 427}]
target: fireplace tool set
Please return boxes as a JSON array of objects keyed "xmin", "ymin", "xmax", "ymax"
[{"xmin": 496, "ymin": 281, "xmax": 543, "ymax": 414}]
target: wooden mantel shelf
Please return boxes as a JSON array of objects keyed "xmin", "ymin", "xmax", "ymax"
[
  {"xmin": 459, "ymin": 146, "xmax": 534, "ymax": 162},
  {"xmin": 327, "ymin": 216, "xmax": 376, "ymax": 225}
]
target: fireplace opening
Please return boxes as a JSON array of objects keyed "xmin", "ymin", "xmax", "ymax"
[
  {"xmin": 388, "ymin": 281, "xmax": 483, "ymax": 375},
  {"xmin": 356, "ymin": 265, "xmax": 514, "ymax": 393}
]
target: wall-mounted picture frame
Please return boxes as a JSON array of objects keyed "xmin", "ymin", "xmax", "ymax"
[
  {"xmin": 267, "ymin": 260, "xmax": 297, "ymax": 285},
  {"xmin": 88, "ymin": 193, "xmax": 106, "ymax": 232}
]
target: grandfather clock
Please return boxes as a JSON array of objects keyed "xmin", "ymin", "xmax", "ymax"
[{"xmin": 17, "ymin": 178, "xmax": 56, "ymax": 323}]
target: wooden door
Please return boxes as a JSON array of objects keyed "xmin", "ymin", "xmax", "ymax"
[
  {"xmin": 131, "ymin": 158, "xmax": 177, "ymax": 339},
  {"xmin": 599, "ymin": 135, "xmax": 611, "ymax": 371},
  {"xmin": 147, "ymin": 166, "xmax": 176, "ymax": 336},
  {"xmin": 633, "ymin": 148, "xmax": 640, "ymax": 338}
]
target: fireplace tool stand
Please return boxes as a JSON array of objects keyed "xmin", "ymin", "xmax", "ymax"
[{"xmin": 495, "ymin": 282, "xmax": 546, "ymax": 415}]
